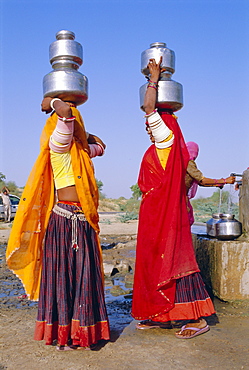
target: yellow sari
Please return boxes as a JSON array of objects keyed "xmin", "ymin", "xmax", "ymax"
[{"xmin": 6, "ymin": 107, "xmax": 100, "ymax": 301}]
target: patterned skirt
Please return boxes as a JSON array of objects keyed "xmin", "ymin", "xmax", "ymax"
[
  {"xmin": 153, "ymin": 272, "xmax": 215, "ymax": 322},
  {"xmin": 34, "ymin": 203, "xmax": 110, "ymax": 347}
]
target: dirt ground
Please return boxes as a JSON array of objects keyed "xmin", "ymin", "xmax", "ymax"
[{"xmin": 0, "ymin": 215, "xmax": 249, "ymax": 370}]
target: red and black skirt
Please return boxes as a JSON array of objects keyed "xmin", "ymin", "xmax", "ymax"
[
  {"xmin": 34, "ymin": 202, "xmax": 110, "ymax": 347},
  {"xmin": 151, "ymin": 272, "xmax": 215, "ymax": 322}
]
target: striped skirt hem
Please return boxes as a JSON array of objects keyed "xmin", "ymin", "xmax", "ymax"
[
  {"xmin": 34, "ymin": 320, "xmax": 110, "ymax": 347},
  {"xmin": 133, "ymin": 272, "xmax": 215, "ymax": 321}
]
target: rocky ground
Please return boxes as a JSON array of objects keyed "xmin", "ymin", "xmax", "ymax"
[{"xmin": 0, "ymin": 215, "xmax": 249, "ymax": 369}]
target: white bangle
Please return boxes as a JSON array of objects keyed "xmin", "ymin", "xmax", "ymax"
[
  {"xmin": 155, "ymin": 135, "xmax": 174, "ymax": 149},
  {"xmin": 50, "ymin": 98, "xmax": 62, "ymax": 110},
  {"xmin": 144, "ymin": 109, "xmax": 157, "ymax": 118}
]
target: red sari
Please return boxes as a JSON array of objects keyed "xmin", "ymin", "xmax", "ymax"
[{"xmin": 131, "ymin": 112, "xmax": 215, "ymax": 320}]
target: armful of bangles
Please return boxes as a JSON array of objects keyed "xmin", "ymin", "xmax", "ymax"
[{"xmin": 199, "ymin": 175, "xmax": 236, "ymax": 189}]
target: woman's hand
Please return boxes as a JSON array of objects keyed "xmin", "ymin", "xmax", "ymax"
[
  {"xmin": 225, "ymin": 176, "xmax": 236, "ymax": 184},
  {"xmin": 41, "ymin": 97, "xmax": 72, "ymax": 118},
  {"xmin": 88, "ymin": 134, "xmax": 106, "ymax": 149},
  {"xmin": 148, "ymin": 56, "xmax": 165, "ymax": 83},
  {"xmin": 143, "ymin": 57, "xmax": 164, "ymax": 114},
  {"xmin": 41, "ymin": 97, "xmax": 53, "ymax": 114},
  {"xmin": 216, "ymin": 175, "xmax": 235, "ymax": 189}
]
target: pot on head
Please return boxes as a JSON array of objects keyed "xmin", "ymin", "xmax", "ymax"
[
  {"xmin": 141, "ymin": 42, "xmax": 175, "ymax": 77},
  {"xmin": 140, "ymin": 43, "xmax": 183, "ymax": 112},
  {"xmin": 140, "ymin": 73, "xmax": 183, "ymax": 112},
  {"xmin": 43, "ymin": 30, "xmax": 88, "ymax": 106}
]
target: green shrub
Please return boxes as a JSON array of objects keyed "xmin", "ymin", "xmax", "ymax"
[
  {"xmin": 117, "ymin": 212, "xmax": 138, "ymax": 223},
  {"xmin": 118, "ymin": 199, "xmax": 141, "ymax": 213}
]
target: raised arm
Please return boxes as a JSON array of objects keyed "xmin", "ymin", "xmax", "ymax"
[
  {"xmin": 42, "ymin": 97, "xmax": 105, "ymax": 158},
  {"xmin": 41, "ymin": 97, "xmax": 75, "ymax": 154},
  {"xmin": 41, "ymin": 97, "xmax": 72, "ymax": 118},
  {"xmin": 2, "ymin": 186, "xmax": 10, "ymax": 195},
  {"xmin": 143, "ymin": 57, "xmax": 174, "ymax": 148},
  {"xmin": 143, "ymin": 57, "xmax": 163, "ymax": 114}
]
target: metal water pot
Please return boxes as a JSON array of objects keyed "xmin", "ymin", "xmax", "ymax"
[
  {"xmin": 139, "ymin": 72, "xmax": 183, "ymax": 111},
  {"xmin": 215, "ymin": 213, "xmax": 242, "ymax": 240},
  {"xmin": 206, "ymin": 213, "xmax": 221, "ymax": 237},
  {"xmin": 140, "ymin": 43, "xmax": 183, "ymax": 112},
  {"xmin": 43, "ymin": 30, "xmax": 88, "ymax": 106},
  {"xmin": 49, "ymin": 30, "xmax": 83, "ymax": 69},
  {"xmin": 141, "ymin": 42, "xmax": 175, "ymax": 76}
]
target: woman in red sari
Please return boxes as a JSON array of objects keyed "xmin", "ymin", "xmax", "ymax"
[{"xmin": 131, "ymin": 57, "xmax": 215, "ymax": 339}]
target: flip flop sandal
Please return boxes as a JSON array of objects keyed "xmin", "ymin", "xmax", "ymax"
[
  {"xmin": 56, "ymin": 345, "xmax": 75, "ymax": 351},
  {"xmin": 136, "ymin": 320, "xmax": 173, "ymax": 330},
  {"xmin": 175, "ymin": 324, "xmax": 210, "ymax": 339}
]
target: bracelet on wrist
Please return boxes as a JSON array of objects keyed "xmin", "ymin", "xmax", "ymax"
[
  {"xmin": 148, "ymin": 80, "xmax": 158, "ymax": 85},
  {"xmin": 58, "ymin": 115, "xmax": 76, "ymax": 122},
  {"xmin": 50, "ymin": 98, "xmax": 62, "ymax": 110},
  {"xmin": 147, "ymin": 80, "xmax": 158, "ymax": 90},
  {"xmin": 144, "ymin": 109, "xmax": 157, "ymax": 118},
  {"xmin": 147, "ymin": 84, "xmax": 157, "ymax": 90}
]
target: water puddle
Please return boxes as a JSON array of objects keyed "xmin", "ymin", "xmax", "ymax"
[
  {"xmin": 105, "ymin": 275, "xmax": 133, "ymax": 303},
  {"xmin": 0, "ymin": 274, "xmax": 132, "ymax": 308}
]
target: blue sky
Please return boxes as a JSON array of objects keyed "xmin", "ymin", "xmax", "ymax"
[{"xmin": 0, "ymin": 0, "xmax": 248, "ymax": 200}]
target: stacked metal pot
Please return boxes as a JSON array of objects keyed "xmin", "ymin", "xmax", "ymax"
[
  {"xmin": 43, "ymin": 30, "xmax": 88, "ymax": 106},
  {"xmin": 139, "ymin": 42, "xmax": 183, "ymax": 111}
]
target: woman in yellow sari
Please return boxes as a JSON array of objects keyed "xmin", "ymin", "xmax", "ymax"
[{"xmin": 6, "ymin": 97, "xmax": 110, "ymax": 350}]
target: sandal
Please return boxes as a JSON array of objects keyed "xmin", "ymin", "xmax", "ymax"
[
  {"xmin": 136, "ymin": 319, "xmax": 173, "ymax": 330},
  {"xmin": 175, "ymin": 324, "xmax": 210, "ymax": 339},
  {"xmin": 56, "ymin": 345, "xmax": 75, "ymax": 351}
]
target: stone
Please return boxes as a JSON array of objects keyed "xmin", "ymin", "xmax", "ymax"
[
  {"xmin": 239, "ymin": 169, "xmax": 249, "ymax": 237},
  {"xmin": 115, "ymin": 260, "xmax": 132, "ymax": 273},
  {"xmin": 193, "ymin": 234, "xmax": 249, "ymax": 300},
  {"xmin": 114, "ymin": 243, "xmax": 126, "ymax": 249},
  {"xmin": 103, "ymin": 262, "xmax": 115, "ymax": 276}
]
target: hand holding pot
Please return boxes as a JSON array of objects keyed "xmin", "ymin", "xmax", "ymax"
[
  {"xmin": 41, "ymin": 97, "xmax": 53, "ymax": 114},
  {"xmin": 41, "ymin": 97, "xmax": 72, "ymax": 118},
  {"xmin": 148, "ymin": 56, "xmax": 165, "ymax": 82}
]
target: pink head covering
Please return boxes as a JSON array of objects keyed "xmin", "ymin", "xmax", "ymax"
[
  {"xmin": 186, "ymin": 141, "xmax": 199, "ymax": 161},
  {"xmin": 186, "ymin": 141, "xmax": 199, "ymax": 202}
]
